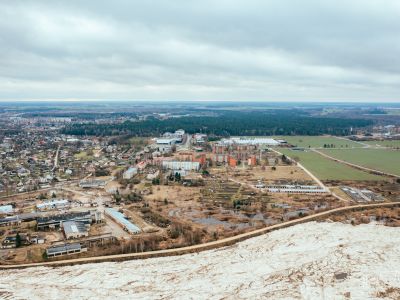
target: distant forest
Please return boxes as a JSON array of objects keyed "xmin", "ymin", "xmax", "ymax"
[
  {"xmin": 22, "ymin": 112, "xmax": 137, "ymax": 120},
  {"xmin": 61, "ymin": 111, "xmax": 373, "ymax": 137}
]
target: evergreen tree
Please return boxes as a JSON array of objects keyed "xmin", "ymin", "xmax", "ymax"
[{"xmin": 16, "ymin": 233, "xmax": 22, "ymax": 248}]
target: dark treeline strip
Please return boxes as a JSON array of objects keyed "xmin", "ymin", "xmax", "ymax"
[
  {"xmin": 61, "ymin": 111, "xmax": 373, "ymax": 137},
  {"xmin": 22, "ymin": 112, "xmax": 138, "ymax": 119}
]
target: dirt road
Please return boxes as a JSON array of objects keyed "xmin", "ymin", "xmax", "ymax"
[
  {"xmin": 1, "ymin": 201, "xmax": 399, "ymax": 270},
  {"xmin": 313, "ymin": 149, "xmax": 399, "ymax": 178}
]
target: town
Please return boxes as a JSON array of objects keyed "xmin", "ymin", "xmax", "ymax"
[
  {"xmin": 1, "ymin": 1, "xmax": 400, "ymax": 298},
  {"xmin": 0, "ymin": 103, "xmax": 399, "ymax": 265}
]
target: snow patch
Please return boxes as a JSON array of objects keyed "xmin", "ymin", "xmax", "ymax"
[{"xmin": 1, "ymin": 222, "xmax": 400, "ymax": 299}]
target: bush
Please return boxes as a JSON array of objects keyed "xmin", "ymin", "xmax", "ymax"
[{"xmin": 95, "ymin": 168, "xmax": 110, "ymax": 177}]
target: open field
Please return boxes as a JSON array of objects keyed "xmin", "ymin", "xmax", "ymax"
[
  {"xmin": 73, "ymin": 151, "xmax": 93, "ymax": 161},
  {"xmin": 279, "ymin": 149, "xmax": 384, "ymax": 181},
  {"xmin": 321, "ymin": 148, "xmax": 400, "ymax": 176},
  {"xmin": 364, "ymin": 140, "xmax": 400, "ymax": 148},
  {"xmin": 274, "ymin": 136, "xmax": 362, "ymax": 148}
]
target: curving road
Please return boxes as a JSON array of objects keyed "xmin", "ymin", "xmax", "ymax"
[
  {"xmin": 270, "ymin": 148, "xmax": 328, "ymax": 190},
  {"xmin": 1, "ymin": 201, "xmax": 399, "ymax": 270}
]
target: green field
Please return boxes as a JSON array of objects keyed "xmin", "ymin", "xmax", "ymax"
[
  {"xmin": 364, "ymin": 140, "xmax": 400, "ymax": 148},
  {"xmin": 274, "ymin": 136, "xmax": 362, "ymax": 149},
  {"xmin": 279, "ymin": 149, "xmax": 384, "ymax": 181},
  {"xmin": 321, "ymin": 148, "xmax": 400, "ymax": 176}
]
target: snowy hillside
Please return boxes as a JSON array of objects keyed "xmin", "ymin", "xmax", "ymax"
[{"xmin": 1, "ymin": 221, "xmax": 400, "ymax": 299}]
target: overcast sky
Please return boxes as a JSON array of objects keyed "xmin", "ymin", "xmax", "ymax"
[{"xmin": 0, "ymin": 0, "xmax": 400, "ymax": 102}]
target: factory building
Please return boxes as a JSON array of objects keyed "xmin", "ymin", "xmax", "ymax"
[
  {"xmin": 105, "ymin": 208, "xmax": 141, "ymax": 234},
  {"xmin": 266, "ymin": 185, "xmax": 328, "ymax": 194},
  {"xmin": 155, "ymin": 138, "xmax": 176, "ymax": 153},
  {"xmin": 36, "ymin": 199, "xmax": 70, "ymax": 211},
  {"xmin": 46, "ymin": 243, "xmax": 87, "ymax": 258},
  {"xmin": 0, "ymin": 213, "xmax": 38, "ymax": 227},
  {"xmin": 219, "ymin": 137, "xmax": 280, "ymax": 146},
  {"xmin": 37, "ymin": 211, "xmax": 92, "ymax": 230},
  {"xmin": 0, "ymin": 216, "xmax": 21, "ymax": 227},
  {"xmin": 162, "ymin": 129, "xmax": 185, "ymax": 142},
  {"xmin": 62, "ymin": 221, "xmax": 89, "ymax": 239},
  {"xmin": 79, "ymin": 180, "xmax": 106, "ymax": 188},
  {"xmin": 156, "ymin": 138, "xmax": 177, "ymax": 145}
]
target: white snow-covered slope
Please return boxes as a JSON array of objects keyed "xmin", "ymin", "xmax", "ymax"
[{"xmin": 1, "ymin": 221, "xmax": 400, "ymax": 300}]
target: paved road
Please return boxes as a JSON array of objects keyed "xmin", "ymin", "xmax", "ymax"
[{"xmin": 178, "ymin": 134, "xmax": 192, "ymax": 151}]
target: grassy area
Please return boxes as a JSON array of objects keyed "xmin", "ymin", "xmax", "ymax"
[
  {"xmin": 275, "ymin": 136, "xmax": 362, "ymax": 149},
  {"xmin": 74, "ymin": 151, "xmax": 93, "ymax": 161},
  {"xmin": 364, "ymin": 140, "xmax": 400, "ymax": 148},
  {"xmin": 129, "ymin": 137, "xmax": 149, "ymax": 150},
  {"xmin": 279, "ymin": 149, "xmax": 384, "ymax": 181},
  {"xmin": 321, "ymin": 148, "xmax": 400, "ymax": 176}
]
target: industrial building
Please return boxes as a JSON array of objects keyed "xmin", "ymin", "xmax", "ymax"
[
  {"xmin": 341, "ymin": 186, "xmax": 385, "ymax": 202},
  {"xmin": 62, "ymin": 221, "xmax": 89, "ymax": 239},
  {"xmin": 155, "ymin": 138, "xmax": 176, "ymax": 153},
  {"xmin": 0, "ymin": 216, "xmax": 21, "ymax": 227},
  {"xmin": 46, "ymin": 243, "xmax": 87, "ymax": 258},
  {"xmin": 79, "ymin": 179, "xmax": 106, "ymax": 188},
  {"xmin": 37, "ymin": 211, "xmax": 92, "ymax": 230},
  {"xmin": 0, "ymin": 204, "xmax": 13, "ymax": 215},
  {"xmin": 36, "ymin": 199, "xmax": 70, "ymax": 211},
  {"xmin": 219, "ymin": 137, "xmax": 280, "ymax": 146},
  {"xmin": 0, "ymin": 212, "xmax": 38, "ymax": 227},
  {"xmin": 105, "ymin": 208, "xmax": 141, "ymax": 234},
  {"xmin": 266, "ymin": 185, "xmax": 328, "ymax": 194},
  {"xmin": 162, "ymin": 129, "xmax": 185, "ymax": 142},
  {"xmin": 193, "ymin": 133, "xmax": 207, "ymax": 144}
]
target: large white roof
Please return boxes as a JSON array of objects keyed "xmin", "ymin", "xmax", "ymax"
[{"xmin": 220, "ymin": 137, "xmax": 280, "ymax": 145}]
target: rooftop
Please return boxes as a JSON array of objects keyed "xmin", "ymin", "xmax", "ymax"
[
  {"xmin": 219, "ymin": 137, "xmax": 280, "ymax": 146},
  {"xmin": 105, "ymin": 208, "xmax": 140, "ymax": 234},
  {"xmin": 46, "ymin": 243, "xmax": 81, "ymax": 255},
  {"xmin": 62, "ymin": 221, "xmax": 88, "ymax": 235},
  {"xmin": 0, "ymin": 205, "xmax": 13, "ymax": 214}
]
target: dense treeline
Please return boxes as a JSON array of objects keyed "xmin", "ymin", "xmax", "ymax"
[
  {"xmin": 22, "ymin": 112, "xmax": 137, "ymax": 119},
  {"xmin": 61, "ymin": 111, "xmax": 373, "ymax": 137}
]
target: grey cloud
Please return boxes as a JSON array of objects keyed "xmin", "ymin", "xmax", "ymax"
[{"xmin": 0, "ymin": 0, "xmax": 399, "ymax": 101}]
